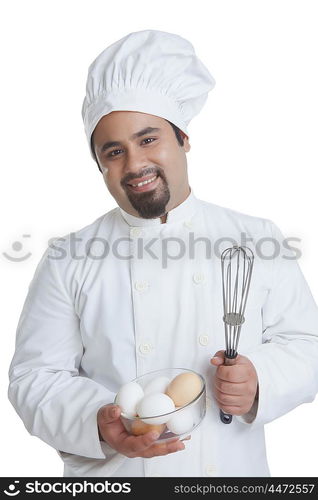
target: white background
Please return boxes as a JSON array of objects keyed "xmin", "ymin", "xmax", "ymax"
[{"xmin": 1, "ymin": 0, "xmax": 317, "ymax": 477}]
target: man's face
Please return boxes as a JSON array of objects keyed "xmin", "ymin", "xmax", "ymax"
[{"xmin": 92, "ymin": 111, "xmax": 191, "ymax": 219}]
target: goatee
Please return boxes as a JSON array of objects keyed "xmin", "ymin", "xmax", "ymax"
[{"xmin": 123, "ymin": 169, "xmax": 170, "ymax": 219}]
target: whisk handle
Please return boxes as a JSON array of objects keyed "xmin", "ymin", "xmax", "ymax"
[
  {"xmin": 220, "ymin": 410, "xmax": 232, "ymax": 424},
  {"xmin": 219, "ymin": 353, "xmax": 238, "ymax": 424},
  {"xmin": 224, "ymin": 355, "xmax": 237, "ymax": 366}
]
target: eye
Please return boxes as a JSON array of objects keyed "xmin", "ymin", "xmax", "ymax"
[
  {"xmin": 107, "ymin": 149, "xmax": 123, "ymax": 158},
  {"xmin": 142, "ymin": 137, "xmax": 156, "ymax": 145},
  {"xmin": 106, "ymin": 138, "xmax": 156, "ymax": 158}
]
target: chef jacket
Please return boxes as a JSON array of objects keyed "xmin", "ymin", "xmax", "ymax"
[{"xmin": 8, "ymin": 189, "xmax": 318, "ymax": 477}]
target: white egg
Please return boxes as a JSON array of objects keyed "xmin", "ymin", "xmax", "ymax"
[
  {"xmin": 143, "ymin": 376, "xmax": 170, "ymax": 395},
  {"xmin": 167, "ymin": 407, "xmax": 194, "ymax": 435},
  {"xmin": 137, "ymin": 393, "xmax": 175, "ymax": 425},
  {"xmin": 115, "ymin": 382, "xmax": 144, "ymax": 417}
]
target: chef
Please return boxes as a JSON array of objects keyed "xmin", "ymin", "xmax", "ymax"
[{"xmin": 8, "ymin": 30, "xmax": 318, "ymax": 477}]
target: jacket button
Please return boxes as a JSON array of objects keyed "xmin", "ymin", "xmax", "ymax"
[
  {"xmin": 139, "ymin": 343, "xmax": 152, "ymax": 354},
  {"xmin": 192, "ymin": 272, "xmax": 205, "ymax": 284},
  {"xmin": 135, "ymin": 280, "xmax": 149, "ymax": 292},
  {"xmin": 206, "ymin": 464, "xmax": 216, "ymax": 476},
  {"xmin": 199, "ymin": 335, "xmax": 209, "ymax": 346},
  {"xmin": 130, "ymin": 227, "xmax": 143, "ymax": 238}
]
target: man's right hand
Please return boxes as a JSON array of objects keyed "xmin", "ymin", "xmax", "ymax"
[{"xmin": 97, "ymin": 404, "xmax": 188, "ymax": 458}]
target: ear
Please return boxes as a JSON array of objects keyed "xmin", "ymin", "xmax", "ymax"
[{"xmin": 183, "ymin": 133, "xmax": 191, "ymax": 153}]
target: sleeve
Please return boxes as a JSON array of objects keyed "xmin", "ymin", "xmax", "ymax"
[
  {"xmin": 7, "ymin": 246, "xmax": 115, "ymax": 459},
  {"xmin": 236, "ymin": 219, "xmax": 318, "ymax": 427}
]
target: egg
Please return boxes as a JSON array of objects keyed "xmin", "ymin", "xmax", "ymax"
[
  {"xmin": 131, "ymin": 419, "xmax": 166, "ymax": 437},
  {"xmin": 143, "ymin": 376, "xmax": 170, "ymax": 395},
  {"xmin": 166, "ymin": 372, "xmax": 202, "ymax": 406},
  {"xmin": 136, "ymin": 393, "xmax": 175, "ymax": 425},
  {"xmin": 115, "ymin": 381, "xmax": 144, "ymax": 417},
  {"xmin": 167, "ymin": 407, "xmax": 194, "ymax": 435}
]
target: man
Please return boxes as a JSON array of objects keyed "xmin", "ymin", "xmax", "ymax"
[{"xmin": 8, "ymin": 30, "xmax": 318, "ymax": 477}]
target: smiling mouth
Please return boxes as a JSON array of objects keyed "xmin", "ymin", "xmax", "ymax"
[{"xmin": 127, "ymin": 175, "xmax": 158, "ymax": 187}]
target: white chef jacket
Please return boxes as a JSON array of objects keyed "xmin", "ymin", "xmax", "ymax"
[{"xmin": 8, "ymin": 189, "xmax": 318, "ymax": 477}]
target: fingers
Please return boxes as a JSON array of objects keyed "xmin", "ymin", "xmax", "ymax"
[
  {"xmin": 214, "ymin": 392, "xmax": 241, "ymax": 407},
  {"xmin": 213, "ymin": 376, "xmax": 252, "ymax": 404},
  {"xmin": 141, "ymin": 437, "xmax": 186, "ymax": 458},
  {"xmin": 211, "ymin": 352, "xmax": 258, "ymax": 416},
  {"xmin": 219, "ymin": 405, "xmax": 242, "ymax": 416},
  {"xmin": 213, "ymin": 379, "xmax": 257, "ymax": 415},
  {"xmin": 120, "ymin": 430, "xmax": 161, "ymax": 456},
  {"xmin": 214, "ymin": 379, "xmax": 245, "ymax": 396},
  {"xmin": 121, "ymin": 431, "xmax": 191, "ymax": 458},
  {"xmin": 98, "ymin": 404, "xmax": 191, "ymax": 459},
  {"xmin": 214, "ymin": 364, "xmax": 250, "ymax": 383},
  {"xmin": 214, "ymin": 389, "xmax": 246, "ymax": 415},
  {"xmin": 98, "ymin": 404, "xmax": 121, "ymax": 424},
  {"xmin": 210, "ymin": 350, "xmax": 225, "ymax": 366},
  {"xmin": 210, "ymin": 353, "xmax": 249, "ymax": 369},
  {"xmin": 217, "ymin": 399, "xmax": 252, "ymax": 416},
  {"xmin": 97, "ymin": 404, "xmax": 129, "ymax": 448}
]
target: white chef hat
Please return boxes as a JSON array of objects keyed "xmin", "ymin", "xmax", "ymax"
[{"xmin": 82, "ymin": 29, "xmax": 216, "ymax": 159}]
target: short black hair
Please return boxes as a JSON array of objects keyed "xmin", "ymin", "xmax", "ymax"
[
  {"xmin": 91, "ymin": 120, "xmax": 185, "ymax": 173},
  {"xmin": 166, "ymin": 120, "xmax": 185, "ymax": 147}
]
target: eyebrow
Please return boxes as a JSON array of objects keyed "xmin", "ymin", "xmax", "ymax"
[{"xmin": 99, "ymin": 127, "xmax": 161, "ymax": 154}]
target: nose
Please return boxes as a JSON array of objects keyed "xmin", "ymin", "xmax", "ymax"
[{"xmin": 123, "ymin": 146, "xmax": 149, "ymax": 176}]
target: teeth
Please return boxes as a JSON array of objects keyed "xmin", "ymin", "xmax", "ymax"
[{"xmin": 131, "ymin": 175, "xmax": 157, "ymax": 187}]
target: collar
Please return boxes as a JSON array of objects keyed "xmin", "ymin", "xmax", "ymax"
[{"xmin": 119, "ymin": 187, "xmax": 198, "ymax": 227}]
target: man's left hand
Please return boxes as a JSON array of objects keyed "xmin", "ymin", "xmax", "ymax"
[{"xmin": 210, "ymin": 350, "xmax": 258, "ymax": 416}]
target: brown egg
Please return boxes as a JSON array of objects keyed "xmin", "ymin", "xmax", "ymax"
[
  {"xmin": 131, "ymin": 419, "xmax": 166, "ymax": 436},
  {"xmin": 166, "ymin": 372, "xmax": 202, "ymax": 406}
]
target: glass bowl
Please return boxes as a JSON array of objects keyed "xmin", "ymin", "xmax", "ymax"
[{"xmin": 116, "ymin": 368, "xmax": 206, "ymax": 443}]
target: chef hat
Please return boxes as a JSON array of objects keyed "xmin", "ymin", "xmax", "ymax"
[{"xmin": 82, "ymin": 29, "xmax": 216, "ymax": 158}]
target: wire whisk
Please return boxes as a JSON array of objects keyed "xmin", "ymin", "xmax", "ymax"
[{"xmin": 219, "ymin": 245, "xmax": 254, "ymax": 424}]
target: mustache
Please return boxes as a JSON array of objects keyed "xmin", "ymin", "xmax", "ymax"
[{"xmin": 121, "ymin": 167, "xmax": 165, "ymax": 186}]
